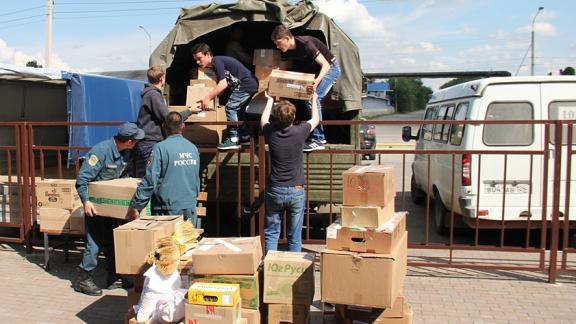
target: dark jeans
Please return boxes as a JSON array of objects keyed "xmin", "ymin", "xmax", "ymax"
[
  {"xmin": 133, "ymin": 140, "xmax": 157, "ymax": 178},
  {"xmin": 79, "ymin": 215, "xmax": 121, "ymax": 273}
]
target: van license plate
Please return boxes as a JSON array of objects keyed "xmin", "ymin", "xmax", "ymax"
[{"xmin": 484, "ymin": 183, "xmax": 529, "ymax": 194}]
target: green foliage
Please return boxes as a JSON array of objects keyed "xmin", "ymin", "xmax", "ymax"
[
  {"xmin": 388, "ymin": 78, "xmax": 433, "ymax": 113},
  {"xmin": 560, "ymin": 66, "xmax": 575, "ymax": 75},
  {"xmin": 25, "ymin": 60, "xmax": 42, "ymax": 68},
  {"xmin": 439, "ymin": 77, "xmax": 482, "ymax": 89}
]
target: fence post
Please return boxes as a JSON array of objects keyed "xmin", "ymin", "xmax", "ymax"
[
  {"xmin": 20, "ymin": 123, "xmax": 33, "ymax": 253},
  {"xmin": 548, "ymin": 120, "xmax": 563, "ymax": 283}
]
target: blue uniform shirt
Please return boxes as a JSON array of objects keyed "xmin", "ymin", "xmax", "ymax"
[
  {"xmin": 130, "ymin": 134, "xmax": 200, "ymax": 212},
  {"xmin": 76, "ymin": 138, "xmax": 130, "ymax": 203}
]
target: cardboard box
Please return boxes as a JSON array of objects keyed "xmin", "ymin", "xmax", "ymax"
[
  {"xmin": 327, "ymin": 212, "xmax": 406, "ymax": 254},
  {"xmin": 188, "ymin": 282, "xmax": 241, "ymax": 307},
  {"xmin": 340, "ymin": 203, "xmax": 395, "ymax": 228},
  {"xmin": 169, "ymin": 105, "xmax": 226, "ymax": 145},
  {"xmin": 268, "ymin": 70, "xmax": 315, "ymax": 100},
  {"xmin": 321, "ymin": 231, "xmax": 407, "ymax": 308},
  {"xmin": 252, "ymin": 49, "xmax": 281, "ymax": 67},
  {"xmin": 113, "ymin": 215, "xmax": 183, "ymax": 274},
  {"xmin": 192, "ymin": 236, "xmax": 263, "ymax": 275},
  {"xmin": 88, "ymin": 177, "xmax": 150, "ymax": 219},
  {"xmin": 185, "ymin": 300, "xmax": 241, "ymax": 324},
  {"xmin": 239, "ymin": 318, "xmax": 248, "ymax": 324},
  {"xmin": 36, "ymin": 179, "xmax": 80, "ymax": 209},
  {"xmin": 241, "ymin": 308, "xmax": 261, "ymax": 324},
  {"xmin": 186, "ymin": 84, "xmax": 216, "ymax": 111},
  {"xmin": 192, "ymin": 270, "xmax": 262, "ymax": 309},
  {"xmin": 190, "ymin": 67, "xmax": 218, "ymax": 85},
  {"xmin": 37, "ymin": 207, "xmax": 70, "ymax": 233},
  {"xmin": 335, "ymin": 299, "xmax": 413, "ymax": 324},
  {"xmin": 69, "ymin": 206, "xmax": 85, "ymax": 235},
  {"xmin": 267, "ymin": 303, "xmax": 309, "ymax": 324},
  {"xmin": 263, "ymin": 251, "xmax": 315, "ymax": 305},
  {"xmin": 255, "ymin": 65, "xmax": 274, "ymax": 81},
  {"xmin": 343, "ymin": 165, "xmax": 396, "ymax": 207}
]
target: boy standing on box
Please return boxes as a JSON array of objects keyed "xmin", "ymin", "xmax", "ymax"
[
  {"xmin": 261, "ymin": 92, "xmax": 319, "ymax": 253},
  {"xmin": 135, "ymin": 66, "xmax": 198, "ymax": 177},
  {"xmin": 74, "ymin": 123, "xmax": 145, "ymax": 296},
  {"xmin": 191, "ymin": 43, "xmax": 258, "ymax": 150},
  {"xmin": 271, "ymin": 24, "xmax": 341, "ymax": 152},
  {"xmin": 127, "ymin": 112, "xmax": 201, "ymax": 225}
]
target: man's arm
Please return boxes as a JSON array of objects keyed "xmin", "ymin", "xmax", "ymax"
[
  {"xmin": 311, "ymin": 53, "xmax": 331, "ymax": 91},
  {"xmin": 127, "ymin": 147, "xmax": 162, "ymax": 218},
  {"xmin": 201, "ymin": 79, "xmax": 228, "ymax": 110},
  {"xmin": 260, "ymin": 92, "xmax": 274, "ymax": 129},
  {"xmin": 76, "ymin": 153, "xmax": 103, "ymax": 217},
  {"xmin": 307, "ymin": 92, "xmax": 319, "ymax": 131}
]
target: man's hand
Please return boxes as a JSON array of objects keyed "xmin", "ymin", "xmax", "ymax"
[
  {"xmin": 126, "ymin": 207, "xmax": 139, "ymax": 221},
  {"xmin": 83, "ymin": 201, "xmax": 96, "ymax": 217},
  {"xmin": 201, "ymin": 97, "xmax": 212, "ymax": 110},
  {"xmin": 307, "ymin": 80, "xmax": 318, "ymax": 93},
  {"xmin": 188, "ymin": 105, "xmax": 202, "ymax": 113}
]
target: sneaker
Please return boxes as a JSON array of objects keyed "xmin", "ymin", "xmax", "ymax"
[
  {"xmin": 303, "ymin": 141, "xmax": 325, "ymax": 152},
  {"xmin": 218, "ymin": 138, "xmax": 241, "ymax": 150},
  {"xmin": 74, "ymin": 268, "xmax": 102, "ymax": 296},
  {"xmin": 320, "ymin": 139, "xmax": 327, "ymax": 144}
]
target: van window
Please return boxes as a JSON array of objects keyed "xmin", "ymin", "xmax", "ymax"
[
  {"xmin": 483, "ymin": 102, "xmax": 533, "ymax": 146},
  {"xmin": 549, "ymin": 101, "xmax": 576, "ymax": 145},
  {"xmin": 450, "ymin": 102, "xmax": 469, "ymax": 145},
  {"xmin": 433, "ymin": 105, "xmax": 453, "ymax": 142},
  {"xmin": 441, "ymin": 105, "xmax": 455, "ymax": 143},
  {"xmin": 422, "ymin": 106, "xmax": 438, "ymax": 141}
]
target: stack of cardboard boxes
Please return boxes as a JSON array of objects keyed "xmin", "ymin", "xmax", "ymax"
[
  {"xmin": 187, "ymin": 282, "xmax": 244, "ymax": 324},
  {"xmin": 0, "ymin": 176, "xmax": 21, "ymax": 223},
  {"xmin": 263, "ymin": 251, "xmax": 315, "ymax": 324},
  {"xmin": 35, "ymin": 179, "xmax": 84, "ymax": 234},
  {"xmin": 189, "ymin": 236, "xmax": 263, "ymax": 324},
  {"xmin": 321, "ymin": 165, "xmax": 413, "ymax": 323}
]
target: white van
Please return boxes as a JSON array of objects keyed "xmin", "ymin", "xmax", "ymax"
[{"xmin": 402, "ymin": 76, "xmax": 576, "ymax": 234}]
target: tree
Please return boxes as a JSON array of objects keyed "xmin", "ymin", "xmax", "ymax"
[
  {"xmin": 439, "ymin": 76, "xmax": 482, "ymax": 89},
  {"xmin": 560, "ymin": 66, "xmax": 575, "ymax": 75},
  {"xmin": 26, "ymin": 60, "xmax": 43, "ymax": 68},
  {"xmin": 389, "ymin": 78, "xmax": 433, "ymax": 113}
]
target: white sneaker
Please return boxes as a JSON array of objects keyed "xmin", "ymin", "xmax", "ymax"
[{"xmin": 303, "ymin": 141, "xmax": 325, "ymax": 152}]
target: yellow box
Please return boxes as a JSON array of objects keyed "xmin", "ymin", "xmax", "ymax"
[{"xmin": 188, "ymin": 282, "xmax": 241, "ymax": 307}]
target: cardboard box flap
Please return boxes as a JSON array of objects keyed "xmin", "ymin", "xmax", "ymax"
[
  {"xmin": 140, "ymin": 215, "xmax": 181, "ymax": 221},
  {"xmin": 345, "ymin": 165, "xmax": 394, "ymax": 175},
  {"xmin": 322, "ymin": 233, "xmax": 406, "ymax": 259},
  {"xmin": 349, "ymin": 212, "xmax": 406, "ymax": 233},
  {"xmin": 118, "ymin": 216, "xmax": 181, "ymax": 230}
]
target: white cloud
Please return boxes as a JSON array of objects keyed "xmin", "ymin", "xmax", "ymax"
[
  {"xmin": 316, "ymin": 0, "xmax": 386, "ymax": 38},
  {"xmin": 516, "ymin": 22, "xmax": 558, "ymax": 37},
  {"xmin": 419, "ymin": 42, "xmax": 441, "ymax": 52},
  {"xmin": 0, "ymin": 38, "xmax": 41, "ymax": 67},
  {"xmin": 400, "ymin": 58, "xmax": 416, "ymax": 65}
]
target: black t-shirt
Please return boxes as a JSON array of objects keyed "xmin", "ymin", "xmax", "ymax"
[
  {"xmin": 212, "ymin": 56, "xmax": 258, "ymax": 92},
  {"xmin": 263, "ymin": 122, "xmax": 312, "ymax": 187},
  {"xmin": 281, "ymin": 35, "xmax": 335, "ymax": 74}
]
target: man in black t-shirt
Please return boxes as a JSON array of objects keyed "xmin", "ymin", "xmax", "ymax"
[
  {"xmin": 260, "ymin": 92, "xmax": 319, "ymax": 253},
  {"xmin": 271, "ymin": 25, "xmax": 341, "ymax": 152},
  {"xmin": 191, "ymin": 43, "xmax": 258, "ymax": 150}
]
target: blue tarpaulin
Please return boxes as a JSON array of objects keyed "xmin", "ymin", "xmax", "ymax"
[{"xmin": 63, "ymin": 72, "xmax": 145, "ymax": 163}]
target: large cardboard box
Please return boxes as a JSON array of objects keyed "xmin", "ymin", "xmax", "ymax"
[
  {"xmin": 241, "ymin": 308, "xmax": 261, "ymax": 324},
  {"xmin": 188, "ymin": 282, "xmax": 241, "ymax": 307},
  {"xmin": 335, "ymin": 297, "xmax": 413, "ymax": 324},
  {"xmin": 113, "ymin": 215, "xmax": 183, "ymax": 274},
  {"xmin": 192, "ymin": 270, "xmax": 262, "ymax": 309},
  {"xmin": 342, "ymin": 165, "xmax": 396, "ymax": 207},
  {"xmin": 328, "ymin": 212, "xmax": 406, "ymax": 254},
  {"xmin": 268, "ymin": 70, "xmax": 315, "ymax": 100},
  {"xmin": 185, "ymin": 300, "xmax": 241, "ymax": 324},
  {"xmin": 252, "ymin": 49, "xmax": 281, "ymax": 67},
  {"xmin": 190, "ymin": 67, "xmax": 218, "ymax": 85},
  {"xmin": 186, "ymin": 84, "xmax": 217, "ymax": 110},
  {"xmin": 340, "ymin": 203, "xmax": 395, "ymax": 228},
  {"xmin": 169, "ymin": 104, "xmax": 226, "ymax": 145},
  {"xmin": 263, "ymin": 251, "xmax": 315, "ymax": 305},
  {"xmin": 267, "ymin": 303, "xmax": 309, "ymax": 324},
  {"xmin": 37, "ymin": 207, "xmax": 70, "ymax": 233},
  {"xmin": 192, "ymin": 236, "xmax": 263, "ymax": 275},
  {"xmin": 69, "ymin": 206, "xmax": 85, "ymax": 235},
  {"xmin": 36, "ymin": 179, "xmax": 80, "ymax": 209},
  {"xmin": 88, "ymin": 177, "xmax": 150, "ymax": 219},
  {"xmin": 321, "ymin": 231, "xmax": 407, "ymax": 308}
]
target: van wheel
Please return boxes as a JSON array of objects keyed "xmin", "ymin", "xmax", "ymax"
[
  {"xmin": 433, "ymin": 194, "xmax": 449, "ymax": 235},
  {"xmin": 410, "ymin": 175, "xmax": 426, "ymax": 205}
]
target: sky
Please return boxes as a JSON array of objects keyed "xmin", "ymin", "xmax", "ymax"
[{"xmin": 0, "ymin": 0, "xmax": 574, "ymax": 90}]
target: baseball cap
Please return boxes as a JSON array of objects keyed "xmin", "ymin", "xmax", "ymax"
[{"xmin": 117, "ymin": 122, "xmax": 145, "ymax": 140}]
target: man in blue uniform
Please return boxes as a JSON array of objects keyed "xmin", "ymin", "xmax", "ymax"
[
  {"xmin": 127, "ymin": 112, "xmax": 201, "ymax": 224},
  {"xmin": 74, "ymin": 122, "xmax": 144, "ymax": 296}
]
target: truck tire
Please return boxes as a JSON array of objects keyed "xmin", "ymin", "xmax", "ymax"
[
  {"xmin": 410, "ymin": 175, "xmax": 426, "ymax": 205},
  {"xmin": 433, "ymin": 193, "xmax": 449, "ymax": 235}
]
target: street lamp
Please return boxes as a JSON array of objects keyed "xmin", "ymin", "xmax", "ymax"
[
  {"xmin": 138, "ymin": 25, "xmax": 152, "ymax": 58},
  {"xmin": 530, "ymin": 6, "xmax": 544, "ymax": 76}
]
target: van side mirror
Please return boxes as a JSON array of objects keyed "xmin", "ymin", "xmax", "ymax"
[{"xmin": 402, "ymin": 126, "xmax": 417, "ymax": 142}]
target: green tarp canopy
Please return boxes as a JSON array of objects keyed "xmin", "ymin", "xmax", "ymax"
[{"xmin": 151, "ymin": 0, "xmax": 362, "ymax": 111}]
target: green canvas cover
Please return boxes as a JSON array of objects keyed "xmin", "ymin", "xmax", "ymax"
[{"xmin": 150, "ymin": 0, "xmax": 362, "ymax": 111}]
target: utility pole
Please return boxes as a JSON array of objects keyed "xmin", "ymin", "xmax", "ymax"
[
  {"xmin": 139, "ymin": 25, "xmax": 152, "ymax": 59},
  {"xmin": 530, "ymin": 6, "xmax": 544, "ymax": 76},
  {"xmin": 45, "ymin": 0, "xmax": 53, "ymax": 68}
]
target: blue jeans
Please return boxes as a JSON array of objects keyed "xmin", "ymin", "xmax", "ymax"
[
  {"xmin": 264, "ymin": 186, "xmax": 306, "ymax": 253},
  {"xmin": 154, "ymin": 206, "xmax": 197, "ymax": 228},
  {"xmin": 225, "ymin": 88, "xmax": 253, "ymax": 140},
  {"xmin": 79, "ymin": 215, "xmax": 121, "ymax": 273},
  {"xmin": 306, "ymin": 62, "xmax": 341, "ymax": 143}
]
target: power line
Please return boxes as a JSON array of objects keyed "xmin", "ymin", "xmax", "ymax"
[
  {"xmin": 54, "ymin": 11, "xmax": 179, "ymax": 20},
  {"xmin": 0, "ymin": 5, "xmax": 44, "ymax": 17},
  {"xmin": 0, "ymin": 14, "xmax": 45, "ymax": 25},
  {"xmin": 54, "ymin": 7, "xmax": 184, "ymax": 14},
  {"xmin": 57, "ymin": 0, "xmax": 201, "ymax": 4},
  {"xmin": 0, "ymin": 19, "xmax": 44, "ymax": 30}
]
